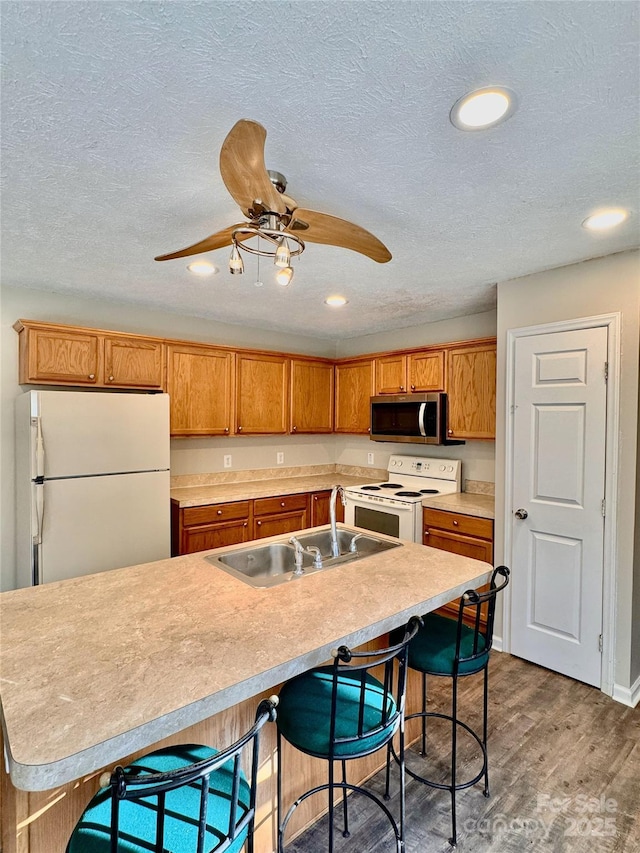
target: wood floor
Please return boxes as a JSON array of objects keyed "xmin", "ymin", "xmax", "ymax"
[{"xmin": 282, "ymin": 652, "xmax": 640, "ymax": 852}]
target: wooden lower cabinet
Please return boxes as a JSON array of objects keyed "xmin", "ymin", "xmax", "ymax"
[
  {"xmin": 171, "ymin": 501, "xmax": 251, "ymax": 556},
  {"xmin": 253, "ymin": 494, "xmax": 310, "ymax": 539},
  {"xmin": 310, "ymin": 489, "xmax": 345, "ymax": 527},
  {"xmin": 423, "ymin": 507, "xmax": 494, "ymax": 626}
]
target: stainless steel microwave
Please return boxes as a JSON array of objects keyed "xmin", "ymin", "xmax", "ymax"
[{"xmin": 370, "ymin": 392, "xmax": 464, "ymax": 445}]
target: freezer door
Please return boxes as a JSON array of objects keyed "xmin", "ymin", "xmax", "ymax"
[
  {"xmin": 18, "ymin": 390, "xmax": 170, "ymax": 478},
  {"xmin": 35, "ymin": 471, "xmax": 170, "ymax": 584}
]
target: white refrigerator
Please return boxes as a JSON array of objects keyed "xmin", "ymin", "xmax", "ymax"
[{"xmin": 16, "ymin": 390, "xmax": 171, "ymax": 587}]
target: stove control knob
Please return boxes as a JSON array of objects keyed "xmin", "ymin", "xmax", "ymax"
[
  {"xmin": 448, "ymin": 465, "xmax": 454, "ymax": 472},
  {"xmin": 440, "ymin": 465, "xmax": 446, "ymax": 471},
  {"xmin": 396, "ymin": 460, "xmax": 403, "ymax": 467}
]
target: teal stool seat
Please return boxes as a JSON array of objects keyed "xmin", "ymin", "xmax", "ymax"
[
  {"xmin": 408, "ymin": 612, "xmax": 488, "ymax": 676},
  {"xmin": 66, "ymin": 697, "xmax": 278, "ymax": 853},
  {"xmin": 277, "ymin": 667, "xmax": 396, "ymax": 758},
  {"xmin": 67, "ymin": 744, "xmax": 249, "ymax": 853}
]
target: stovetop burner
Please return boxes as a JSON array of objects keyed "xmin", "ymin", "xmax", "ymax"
[
  {"xmin": 361, "ymin": 485, "xmax": 381, "ymax": 491},
  {"xmin": 395, "ymin": 491, "xmax": 423, "ymax": 498},
  {"xmin": 420, "ymin": 489, "xmax": 440, "ymax": 494},
  {"xmin": 380, "ymin": 483, "xmax": 403, "ymax": 489}
]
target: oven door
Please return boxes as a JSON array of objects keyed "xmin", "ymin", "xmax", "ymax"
[{"xmin": 344, "ymin": 493, "xmax": 420, "ymax": 542}]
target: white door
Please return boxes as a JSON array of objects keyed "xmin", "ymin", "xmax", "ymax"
[{"xmin": 510, "ymin": 326, "xmax": 608, "ymax": 687}]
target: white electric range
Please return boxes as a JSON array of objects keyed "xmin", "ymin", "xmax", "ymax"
[{"xmin": 344, "ymin": 454, "xmax": 462, "ymax": 543}]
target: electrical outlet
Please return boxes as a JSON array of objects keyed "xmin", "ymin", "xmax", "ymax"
[
  {"xmin": 367, "ymin": 452, "xmax": 374, "ymax": 465},
  {"xmin": 277, "ymin": 452, "xmax": 284, "ymax": 465},
  {"xmin": 223, "ymin": 454, "xmax": 232, "ymax": 469}
]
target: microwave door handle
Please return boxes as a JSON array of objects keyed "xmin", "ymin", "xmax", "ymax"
[{"xmin": 418, "ymin": 402, "xmax": 427, "ymax": 437}]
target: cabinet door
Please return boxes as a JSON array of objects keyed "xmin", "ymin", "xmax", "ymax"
[
  {"xmin": 23, "ymin": 326, "xmax": 100, "ymax": 385},
  {"xmin": 423, "ymin": 529, "xmax": 493, "ymax": 562},
  {"xmin": 254, "ymin": 510, "xmax": 309, "ymax": 540},
  {"xmin": 408, "ymin": 350, "xmax": 445, "ymax": 392},
  {"xmin": 310, "ymin": 490, "xmax": 345, "ymax": 527},
  {"xmin": 182, "ymin": 519, "xmax": 251, "ymax": 554},
  {"xmin": 374, "ymin": 354, "xmax": 407, "ymax": 394},
  {"xmin": 104, "ymin": 336, "xmax": 164, "ymax": 389},
  {"xmin": 236, "ymin": 352, "xmax": 289, "ymax": 434},
  {"xmin": 167, "ymin": 344, "xmax": 234, "ymax": 436},
  {"xmin": 290, "ymin": 359, "xmax": 334, "ymax": 433},
  {"xmin": 334, "ymin": 359, "xmax": 373, "ymax": 434},
  {"xmin": 446, "ymin": 343, "xmax": 496, "ymax": 440}
]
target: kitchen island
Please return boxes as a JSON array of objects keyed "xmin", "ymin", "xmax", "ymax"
[{"xmin": 0, "ymin": 524, "xmax": 491, "ymax": 853}]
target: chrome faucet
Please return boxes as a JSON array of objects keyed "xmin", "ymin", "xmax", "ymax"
[
  {"xmin": 349, "ymin": 532, "xmax": 367, "ymax": 553},
  {"xmin": 329, "ymin": 485, "xmax": 346, "ymax": 558},
  {"xmin": 289, "ymin": 536, "xmax": 306, "ymax": 576},
  {"xmin": 305, "ymin": 545, "xmax": 323, "ymax": 570}
]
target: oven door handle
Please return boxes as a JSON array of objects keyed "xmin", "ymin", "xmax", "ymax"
[{"xmin": 418, "ymin": 403, "xmax": 427, "ymax": 437}]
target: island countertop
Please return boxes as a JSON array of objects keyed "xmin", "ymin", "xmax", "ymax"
[{"xmin": 0, "ymin": 525, "xmax": 491, "ymax": 792}]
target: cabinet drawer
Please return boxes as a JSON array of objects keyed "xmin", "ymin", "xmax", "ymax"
[
  {"xmin": 182, "ymin": 501, "xmax": 251, "ymax": 526},
  {"xmin": 254, "ymin": 493, "xmax": 309, "ymax": 516},
  {"xmin": 423, "ymin": 508, "xmax": 492, "ymax": 539},
  {"xmin": 424, "ymin": 530, "xmax": 493, "ymax": 562}
]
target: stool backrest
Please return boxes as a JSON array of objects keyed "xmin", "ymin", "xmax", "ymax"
[
  {"xmin": 328, "ymin": 615, "xmax": 422, "ymax": 760},
  {"xmin": 454, "ymin": 565, "xmax": 510, "ymax": 674},
  {"xmin": 105, "ymin": 697, "xmax": 277, "ymax": 853}
]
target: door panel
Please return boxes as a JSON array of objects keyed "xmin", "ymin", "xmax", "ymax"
[{"xmin": 510, "ymin": 326, "xmax": 607, "ymax": 687}]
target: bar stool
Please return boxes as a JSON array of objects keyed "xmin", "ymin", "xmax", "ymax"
[
  {"xmin": 388, "ymin": 566, "xmax": 509, "ymax": 847},
  {"xmin": 66, "ymin": 696, "xmax": 278, "ymax": 853},
  {"xmin": 275, "ymin": 615, "xmax": 422, "ymax": 853}
]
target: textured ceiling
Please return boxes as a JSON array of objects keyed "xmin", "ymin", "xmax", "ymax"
[{"xmin": 1, "ymin": 1, "xmax": 638, "ymax": 340}]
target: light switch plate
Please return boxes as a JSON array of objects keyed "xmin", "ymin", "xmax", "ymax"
[
  {"xmin": 223, "ymin": 454, "xmax": 232, "ymax": 469},
  {"xmin": 277, "ymin": 452, "xmax": 284, "ymax": 465},
  {"xmin": 367, "ymin": 452, "xmax": 374, "ymax": 464}
]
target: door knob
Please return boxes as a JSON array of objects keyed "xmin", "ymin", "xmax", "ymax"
[{"xmin": 514, "ymin": 508, "xmax": 528, "ymax": 519}]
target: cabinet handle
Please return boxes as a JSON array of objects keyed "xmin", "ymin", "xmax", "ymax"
[
  {"xmin": 448, "ymin": 429, "xmax": 453, "ymax": 435},
  {"xmin": 257, "ymin": 520, "xmax": 262, "ymax": 526},
  {"xmin": 292, "ymin": 426, "xmax": 297, "ymax": 432},
  {"xmin": 453, "ymin": 520, "xmax": 459, "ymax": 526},
  {"xmin": 224, "ymin": 428, "xmax": 229, "ymax": 434},
  {"xmin": 217, "ymin": 510, "xmax": 223, "ymax": 516},
  {"xmin": 314, "ymin": 495, "xmax": 318, "ymax": 501},
  {"xmin": 400, "ymin": 386, "xmax": 405, "ymax": 392},
  {"xmin": 238, "ymin": 426, "xmax": 243, "ymax": 432},
  {"xmin": 424, "ymin": 530, "xmax": 429, "ymax": 536},
  {"xmin": 88, "ymin": 374, "xmax": 95, "ymax": 380},
  {"xmin": 108, "ymin": 375, "xmax": 114, "ymax": 382},
  {"xmin": 243, "ymin": 522, "xmax": 248, "ymax": 527},
  {"xmin": 410, "ymin": 384, "xmax": 415, "ymax": 391},
  {"xmin": 280, "ymin": 501, "xmax": 285, "ymax": 507}
]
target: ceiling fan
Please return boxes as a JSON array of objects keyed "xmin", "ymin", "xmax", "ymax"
[{"xmin": 155, "ymin": 119, "xmax": 392, "ymax": 282}]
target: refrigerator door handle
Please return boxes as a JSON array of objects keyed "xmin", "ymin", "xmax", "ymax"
[
  {"xmin": 32, "ymin": 483, "xmax": 44, "ymax": 585},
  {"xmin": 34, "ymin": 416, "xmax": 45, "ymax": 480}
]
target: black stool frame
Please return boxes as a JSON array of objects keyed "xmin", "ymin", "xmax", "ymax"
[
  {"xmin": 388, "ymin": 566, "xmax": 509, "ymax": 847},
  {"xmin": 277, "ymin": 616, "xmax": 422, "ymax": 853},
  {"xmin": 70, "ymin": 697, "xmax": 278, "ymax": 853}
]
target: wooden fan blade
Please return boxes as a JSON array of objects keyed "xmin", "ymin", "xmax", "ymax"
[
  {"xmin": 219, "ymin": 120, "xmax": 286, "ymax": 217},
  {"xmin": 155, "ymin": 224, "xmax": 247, "ymax": 261},
  {"xmin": 286, "ymin": 208, "xmax": 391, "ymax": 263}
]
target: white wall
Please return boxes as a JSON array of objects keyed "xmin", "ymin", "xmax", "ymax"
[{"xmin": 495, "ymin": 250, "xmax": 640, "ymax": 690}]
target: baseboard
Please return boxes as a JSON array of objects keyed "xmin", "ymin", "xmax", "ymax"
[
  {"xmin": 492, "ymin": 634, "xmax": 503, "ymax": 652},
  {"xmin": 612, "ymin": 674, "xmax": 640, "ymax": 708}
]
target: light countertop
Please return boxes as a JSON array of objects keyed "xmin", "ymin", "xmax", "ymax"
[
  {"xmin": 0, "ymin": 525, "xmax": 490, "ymax": 791},
  {"xmin": 422, "ymin": 492, "xmax": 495, "ymax": 520},
  {"xmin": 171, "ymin": 474, "xmax": 370, "ymax": 507}
]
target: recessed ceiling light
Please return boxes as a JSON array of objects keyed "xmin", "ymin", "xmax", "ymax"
[
  {"xmin": 187, "ymin": 261, "xmax": 218, "ymax": 276},
  {"xmin": 325, "ymin": 295, "xmax": 348, "ymax": 307},
  {"xmin": 450, "ymin": 86, "xmax": 517, "ymax": 131},
  {"xmin": 582, "ymin": 208, "xmax": 629, "ymax": 231}
]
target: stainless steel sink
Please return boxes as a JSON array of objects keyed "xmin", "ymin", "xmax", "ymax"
[{"xmin": 205, "ymin": 527, "xmax": 402, "ymax": 588}]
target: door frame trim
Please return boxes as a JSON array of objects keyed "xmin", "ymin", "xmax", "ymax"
[{"xmin": 502, "ymin": 313, "xmax": 620, "ymax": 697}]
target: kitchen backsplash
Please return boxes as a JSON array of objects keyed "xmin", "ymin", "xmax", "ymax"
[
  {"xmin": 170, "ymin": 463, "xmax": 389, "ymax": 489},
  {"xmin": 464, "ymin": 480, "xmax": 495, "ymax": 496}
]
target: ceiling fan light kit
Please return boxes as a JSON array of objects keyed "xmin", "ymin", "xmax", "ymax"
[{"xmin": 155, "ymin": 119, "xmax": 392, "ymax": 289}]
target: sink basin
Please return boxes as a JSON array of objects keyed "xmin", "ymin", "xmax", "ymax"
[{"xmin": 205, "ymin": 527, "xmax": 402, "ymax": 588}]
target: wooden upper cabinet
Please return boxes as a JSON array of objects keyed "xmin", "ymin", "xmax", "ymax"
[
  {"xmin": 167, "ymin": 343, "xmax": 234, "ymax": 437},
  {"xmin": 290, "ymin": 358, "xmax": 334, "ymax": 434},
  {"xmin": 104, "ymin": 335, "xmax": 163, "ymax": 389},
  {"xmin": 446, "ymin": 341, "xmax": 496, "ymax": 440},
  {"xmin": 14, "ymin": 320, "xmax": 164, "ymax": 389},
  {"xmin": 408, "ymin": 350, "xmax": 445, "ymax": 392},
  {"xmin": 374, "ymin": 354, "xmax": 407, "ymax": 394},
  {"xmin": 374, "ymin": 349, "xmax": 445, "ymax": 395},
  {"xmin": 236, "ymin": 351, "xmax": 289, "ymax": 435},
  {"xmin": 334, "ymin": 358, "xmax": 374, "ymax": 433}
]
